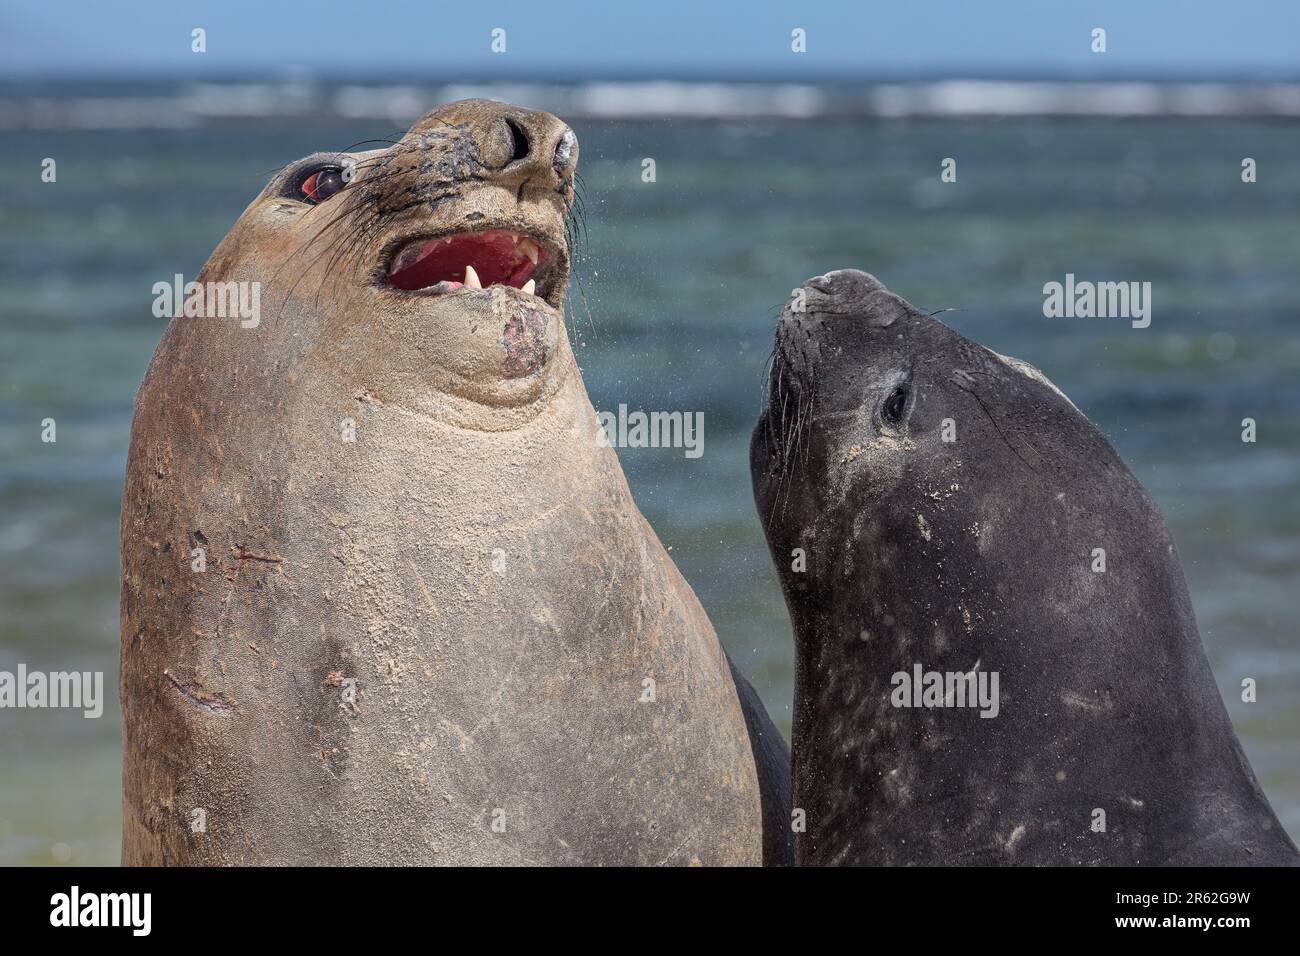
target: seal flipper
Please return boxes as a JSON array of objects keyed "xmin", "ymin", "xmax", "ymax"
[{"xmin": 726, "ymin": 654, "xmax": 794, "ymax": 866}]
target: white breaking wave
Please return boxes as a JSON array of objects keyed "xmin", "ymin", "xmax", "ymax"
[{"xmin": 4, "ymin": 79, "xmax": 1300, "ymax": 128}]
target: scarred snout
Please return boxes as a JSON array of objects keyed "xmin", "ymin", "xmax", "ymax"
[{"xmin": 406, "ymin": 99, "xmax": 578, "ymax": 193}]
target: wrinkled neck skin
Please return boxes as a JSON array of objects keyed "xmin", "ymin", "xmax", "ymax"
[{"xmin": 754, "ymin": 276, "xmax": 1297, "ymax": 866}]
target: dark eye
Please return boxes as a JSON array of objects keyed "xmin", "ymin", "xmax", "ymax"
[
  {"xmin": 295, "ymin": 165, "xmax": 347, "ymax": 204},
  {"xmin": 882, "ymin": 385, "xmax": 909, "ymax": 425}
]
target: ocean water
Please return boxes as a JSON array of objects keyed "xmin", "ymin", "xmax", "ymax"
[{"xmin": 2, "ymin": 106, "xmax": 1299, "ymax": 864}]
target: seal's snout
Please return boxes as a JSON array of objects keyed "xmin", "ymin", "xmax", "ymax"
[
  {"xmin": 370, "ymin": 99, "xmax": 578, "ymax": 310},
  {"xmin": 798, "ymin": 268, "xmax": 905, "ymax": 328},
  {"xmin": 496, "ymin": 111, "xmax": 579, "ymax": 184},
  {"xmin": 806, "ymin": 268, "xmax": 886, "ymax": 297},
  {"xmin": 405, "ymin": 99, "xmax": 577, "ymax": 186}
]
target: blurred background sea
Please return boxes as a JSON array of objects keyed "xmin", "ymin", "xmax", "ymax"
[{"xmin": 1, "ymin": 75, "xmax": 1299, "ymax": 864}]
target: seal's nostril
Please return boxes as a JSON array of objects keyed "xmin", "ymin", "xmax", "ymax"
[
  {"xmin": 505, "ymin": 117, "xmax": 530, "ymax": 164},
  {"xmin": 553, "ymin": 129, "xmax": 576, "ymax": 173}
]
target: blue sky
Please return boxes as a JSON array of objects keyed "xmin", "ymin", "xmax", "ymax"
[{"xmin": 2, "ymin": 0, "xmax": 1297, "ymax": 78}]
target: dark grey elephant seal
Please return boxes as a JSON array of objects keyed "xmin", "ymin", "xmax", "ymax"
[
  {"xmin": 750, "ymin": 268, "xmax": 1297, "ymax": 866},
  {"xmin": 121, "ymin": 99, "xmax": 790, "ymax": 866}
]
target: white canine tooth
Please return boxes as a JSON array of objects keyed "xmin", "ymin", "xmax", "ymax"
[
  {"xmin": 518, "ymin": 238, "xmax": 540, "ymax": 264},
  {"xmin": 521, "ymin": 279, "xmax": 536, "ymax": 296},
  {"xmin": 464, "ymin": 264, "xmax": 482, "ymax": 289}
]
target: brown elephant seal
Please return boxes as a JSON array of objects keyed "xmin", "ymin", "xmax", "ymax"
[
  {"xmin": 121, "ymin": 99, "xmax": 791, "ymax": 866},
  {"xmin": 750, "ymin": 268, "xmax": 1297, "ymax": 866}
]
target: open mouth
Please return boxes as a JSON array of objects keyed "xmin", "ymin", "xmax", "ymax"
[{"xmin": 385, "ymin": 229, "xmax": 556, "ymax": 301}]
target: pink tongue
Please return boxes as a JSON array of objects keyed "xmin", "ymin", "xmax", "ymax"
[{"xmin": 388, "ymin": 229, "xmax": 536, "ymax": 291}]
